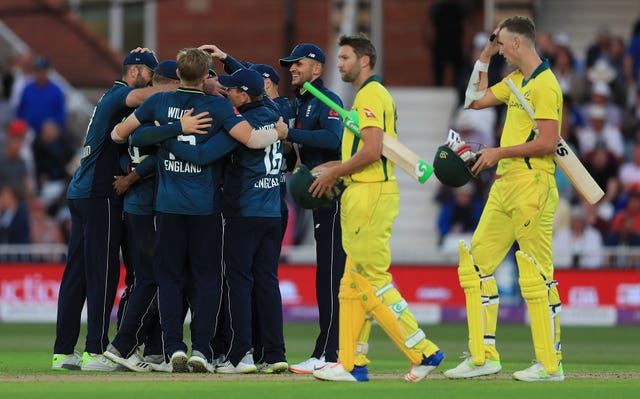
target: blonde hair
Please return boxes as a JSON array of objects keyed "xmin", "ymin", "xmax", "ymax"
[{"xmin": 176, "ymin": 48, "xmax": 210, "ymax": 86}]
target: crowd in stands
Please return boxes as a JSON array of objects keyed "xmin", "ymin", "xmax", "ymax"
[
  {"xmin": 438, "ymin": 18, "xmax": 640, "ymax": 269},
  {"xmin": 0, "ymin": 52, "xmax": 73, "ymax": 257}
]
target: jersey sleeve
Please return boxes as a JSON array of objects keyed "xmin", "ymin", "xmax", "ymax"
[
  {"xmin": 356, "ymin": 90, "xmax": 385, "ymax": 130},
  {"xmin": 490, "ymin": 76, "xmax": 512, "ymax": 105},
  {"xmin": 531, "ymin": 79, "xmax": 560, "ymax": 121},
  {"xmin": 214, "ymin": 98, "xmax": 247, "ymax": 132}
]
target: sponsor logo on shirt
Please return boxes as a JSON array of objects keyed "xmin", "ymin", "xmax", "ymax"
[{"xmin": 363, "ymin": 108, "xmax": 376, "ymax": 118}]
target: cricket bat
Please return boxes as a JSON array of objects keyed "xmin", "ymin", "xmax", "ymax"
[
  {"xmin": 302, "ymin": 82, "xmax": 434, "ymax": 184},
  {"xmin": 505, "ymin": 78, "xmax": 604, "ymax": 204}
]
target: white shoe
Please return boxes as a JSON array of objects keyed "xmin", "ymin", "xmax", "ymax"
[
  {"xmin": 313, "ymin": 362, "xmax": 369, "ymax": 382},
  {"xmin": 80, "ymin": 352, "xmax": 118, "ymax": 371},
  {"xmin": 289, "ymin": 356, "xmax": 326, "ymax": 374},
  {"xmin": 215, "ymin": 351, "xmax": 257, "ymax": 374},
  {"xmin": 513, "ymin": 361, "xmax": 565, "ymax": 382},
  {"xmin": 257, "ymin": 361, "xmax": 289, "ymax": 374},
  {"xmin": 443, "ymin": 353, "xmax": 501, "ymax": 378},
  {"xmin": 170, "ymin": 351, "xmax": 189, "ymax": 373},
  {"xmin": 188, "ymin": 350, "xmax": 215, "ymax": 373},
  {"xmin": 103, "ymin": 345, "xmax": 152, "ymax": 372},
  {"xmin": 144, "ymin": 355, "xmax": 172, "ymax": 372},
  {"xmin": 404, "ymin": 350, "xmax": 445, "ymax": 382},
  {"xmin": 52, "ymin": 353, "xmax": 82, "ymax": 371}
]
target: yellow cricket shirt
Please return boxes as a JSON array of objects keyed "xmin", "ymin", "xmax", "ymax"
[
  {"xmin": 343, "ymin": 75, "xmax": 397, "ymax": 183},
  {"xmin": 490, "ymin": 60, "xmax": 563, "ymax": 176}
]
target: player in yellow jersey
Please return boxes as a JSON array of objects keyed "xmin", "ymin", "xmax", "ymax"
[
  {"xmin": 308, "ymin": 33, "xmax": 444, "ymax": 383},
  {"xmin": 444, "ymin": 16, "xmax": 565, "ymax": 382}
]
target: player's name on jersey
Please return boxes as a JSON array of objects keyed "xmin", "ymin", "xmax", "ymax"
[
  {"xmin": 254, "ymin": 177, "xmax": 280, "ymax": 189},
  {"xmin": 167, "ymin": 106, "xmax": 191, "ymax": 119},
  {"xmin": 164, "ymin": 159, "xmax": 202, "ymax": 173}
]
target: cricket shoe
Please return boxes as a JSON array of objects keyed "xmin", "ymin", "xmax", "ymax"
[
  {"xmin": 443, "ymin": 352, "xmax": 501, "ymax": 378},
  {"xmin": 312, "ymin": 363, "xmax": 369, "ymax": 382},
  {"xmin": 188, "ymin": 350, "xmax": 215, "ymax": 373},
  {"xmin": 170, "ymin": 351, "xmax": 189, "ymax": 373},
  {"xmin": 52, "ymin": 352, "xmax": 82, "ymax": 371},
  {"xmin": 257, "ymin": 361, "xmax": 289, "ymax": 374},
  {"xmin": 513, "ymin": 361, "xmax": 565, "ymax": 382},
  {"xmin": 404, "ymin": 350, "xmax": 445, "ymax": 382},
  {"xmin": 80, "ymin": 352, "xmax": 118, "ymax": 371},
  {"xmin": 144, "ymin": 355, "xmax": 172, "ymax": 372},
  {"xmin": 288, "ymin": 356, "xmax": 326, "ymax": 374},
  {"xmin": 215, "ymin": 351, "xmax": 257, "ymax": 374},
  {"xmin": 103, "ymin": 344, "xmax": 152, "ymax": 372}
]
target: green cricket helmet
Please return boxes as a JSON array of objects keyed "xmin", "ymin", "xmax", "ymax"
[
  {"xmin": 288, "ymin": 164, "xmax": 335, "ymax": 209},
  {"xmin": 433, "ymin": 145, "xmax": 473, "ymax": 187}
]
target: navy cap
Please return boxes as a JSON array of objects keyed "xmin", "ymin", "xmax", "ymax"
[
  {"xmin": 218, "ymin": 68, "xmax": 264, "ymax": 96},
  {"xmin": 123, "ymin": 51, "xmax": 159, "ymax": 70},
  {"xmin": 209, "ymin": 65, "xmax": 217, "ymax": 77},
  {"xmin": 279, "ymin": 43, "xmax": 325, "ymax": 66},
  {"xmin": 250, "ymin": 64, "xmax": 280, "ymax": 85},
  {"xmin": 154, "ymin": 60, "xmax": 179, "ymax": 80}
]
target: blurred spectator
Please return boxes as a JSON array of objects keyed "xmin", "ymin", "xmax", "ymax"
[
  {"xmin": 583, "ymin": 78, "xmax": 623, "ymax": 126},
  {"xmin": 29, "ymin": 197, "xmax": 63, "ymax": 245},
  {"xmin": 31, "ymin": 119, "xmax": 74, "ymax": 206},
  {"xmin": 621, "ymin": 84, "xmax": 640, "ymax": 143},
  {"xmin": 625, "ymin": 18, "xmax": 640, "ymax": 91},
  {"xmin": 553, "ymin": 205, "xmax": 604, "ymax": 269},
  {"xmin": 536, "ymin": 31, "xmax": 557, "ymax": 66},
  {"xmin": 426, "ymin": 0, "xmax": 466, "ymax": 86},
  {"xmin": 604, "ymin": 216, "xmax": 640, "ymax": 268},
  {"xmin": 585, "ymin": 27, "xmax": 611, "ymax": 69},
  {"xmin": 576, "ymin": 104, "xmax": 624, "ymax": 160},
  {"xmin": 583, "ymin": 141, "xmax": 621, "ymax": 205},
  {"xmin": 609, "ymin": 188, "xmax": 640, "ymax": 233},
  {"xmin": 618, "ymin": 143, "xmax": 640, "ymax": 192},
  {"xmin": 553, "ymin": 45, "xmax": 587, "ymax": 103},
  {"xmin": 0, "ymin": 184, "xmax": 31, "ymax": 244},
  {"xmin": 8, "ymin": 51, "xmax": 34, "ymax": 110},
  {"xmin": 0, "ymin": 78, "xmax": 14, "ymax": 130},
  {"xmin": 16, "ymin": 56, "xmax": 66, "ymax": 137},
  {"xmin": 582, "ymin": 199, "xmax": 613, "ymax": 238},
  {"xmin": 453, "ymin": 107, "xmax": 495, "ymax": 148},
  {"xmin": 608, "ymin": 36, "xmax": 629, "ymax": 107},
  {"xmin": 437, "ymin": 184, "xmax": 483, "ymax": 247},
  {"xmin": 0, "ymin": 119, "xmax": 34, "ymax": 200}
]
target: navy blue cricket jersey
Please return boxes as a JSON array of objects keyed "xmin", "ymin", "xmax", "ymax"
[
  {"xmin": 134, "ymin": 87, "xmax": 245, "ymax": 215},
  {"xmin": 67, "ymin": 80, "xmax": 133, "ymax": 200},
  {"xmin": 119, "ymin": 141, "xmax": 157, "ymax": 216},
  {"xmin": 288, "ymin": 78, "xmax": 343, "ymax": 169}
]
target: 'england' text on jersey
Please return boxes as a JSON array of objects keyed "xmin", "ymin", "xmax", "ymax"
[
  {"xmin": 164, "ymin": 159, "xmax": 202, "ymax": 173},
  {"xmin": 254, "ymin": 177, "xmax": 280, "ymax": 189}
]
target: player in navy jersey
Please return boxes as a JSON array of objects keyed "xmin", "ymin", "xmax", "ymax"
[
  {"xmin": 52, "ymin": 48, "xmax": 171, "ymax": 372},
  {"xmin": 103, "ymin": 61, "xmax": 180, "ymax": 372},
  {"xmin": 279, "ymin": 43, "xmax": 346, "ymax": 373},
  {"xmin": 109, "ymin": 48, "xmax": 287, "ymax": 373}
]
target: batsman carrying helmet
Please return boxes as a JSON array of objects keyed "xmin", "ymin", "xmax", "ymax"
[{"xmin": 443, "ymin": 16, "xmax": 565, "ymax": 382}]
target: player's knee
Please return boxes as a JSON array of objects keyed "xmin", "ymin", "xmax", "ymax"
[
  {"xmin": 458, "ymin": 240, "xmax": 480, "ymax": 289},
  {"xmin": 516, "ymin": 250, "xmax": 547, "ymax": 299}
]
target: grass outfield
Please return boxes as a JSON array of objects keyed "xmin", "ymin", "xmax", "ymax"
[{"xmin": 1, "ymin": 322, "xmax": 639, "ymax": 398}]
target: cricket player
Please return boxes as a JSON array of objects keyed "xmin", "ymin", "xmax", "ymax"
[
  {"xmin": 444, "ymin": 16, "xmax": 565, "ymax": 382},
  {"xmin": 304, "ymin": 33, "xmax": 444, "ymax": 383}
]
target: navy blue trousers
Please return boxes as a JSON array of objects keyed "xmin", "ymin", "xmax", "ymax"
[
  {"xmin": 111, "ymin": 212, "xmax": 162, "ymax": 357},
  {"xmin": 224, "ymin": 217, "xmax": 284, "ymax": 365},
  {"xmin": 310, "ymin": 201, "xmax": 345, "ymax": 362},
  {"xmin": 154, "ymin": 212, "xmax": 223, "ymax": 362},
  {"xmin": 54, "ymin": 198, "xmax": 122, "ymax": 354}
]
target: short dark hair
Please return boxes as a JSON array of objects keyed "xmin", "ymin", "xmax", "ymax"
[
  {"xmin": 499, "ymin": 16, "xmax": 536, "ymax": 45},
  {"xmin": 338, "ymin": 33, "xmax": 377, "ymax": 69}
]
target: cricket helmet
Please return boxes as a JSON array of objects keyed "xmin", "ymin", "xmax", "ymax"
[
  {"xmin": 433, "ymin": 145, "xmax": 473, "ymax": 187},
  {"xmin": 288, "ymin": 164, "xmax": 334, "ymax": 209}
]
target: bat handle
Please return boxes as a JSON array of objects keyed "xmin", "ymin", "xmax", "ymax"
[{"xmin": 415, "ymin": 160, "xmax": 434, "ymax": 184}]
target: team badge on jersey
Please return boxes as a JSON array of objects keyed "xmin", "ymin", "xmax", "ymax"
[
  {"xmin": 328, "ymin": 109, "xmax": 339, "ymax": 119},
  {"xmin": 363, "ymin": 108, "xmax": 376, "ymax": 119}
]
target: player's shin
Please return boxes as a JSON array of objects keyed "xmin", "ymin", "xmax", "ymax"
[
  {"xmin": 354, "ymin": 316, "xmax": 372, "ymax": 366},
  {"xmin": 481, "ymin": 274, "xmax": 500, "ymax": 361},
  {"xmin": 337, "ymin": 270, "xmax": 367, "ymax": 372},
  {"xmin": 516, "ymin": 251, "xmax": 558, "ymax": 374},
  {"xmin": 349, "ymin": 270, "xmax": 437, "ymax": 365},
  {"xmin": 457, "ymin": 241, "xmax": 485, "ymax": 365},
  {"xmin": 548, "ymin": 280, "xmax": 563, "ymax": 362}
]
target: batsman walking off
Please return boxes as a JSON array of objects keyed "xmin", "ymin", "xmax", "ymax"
[
  {"xmin": 306, "ymin": 33, "xmax": 444, "ymax": 383},
  {"xmin": 444, "ymin": 16, "xmax": 565, "ymax": 382}
]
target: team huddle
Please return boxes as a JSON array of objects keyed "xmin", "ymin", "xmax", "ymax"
[{"xmin": 51, "ymin": 16, "xmax": 566, "ymax": 383}]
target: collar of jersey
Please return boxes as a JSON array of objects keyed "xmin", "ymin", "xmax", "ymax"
[
  {"xmin": 177, "ymin": 87, "xmax": 205, "ymax": 95},
  {"xmin": 521, "ymin": 58, "xmax": 550, "ymax": 86},
  {"xmin": 359, "ymin": 74, "xmax": 382, "ymax": 91},
  {"xmin": 114, "ymin": 80, "xmax": 128, "ymax": 87},
  {"xmin": 297, "ymin": 78, "xmax": 324, "ymax": 99},
  {"xmin": 237, "ymin": 100, "xmax": 264, "ymax": 113}
]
